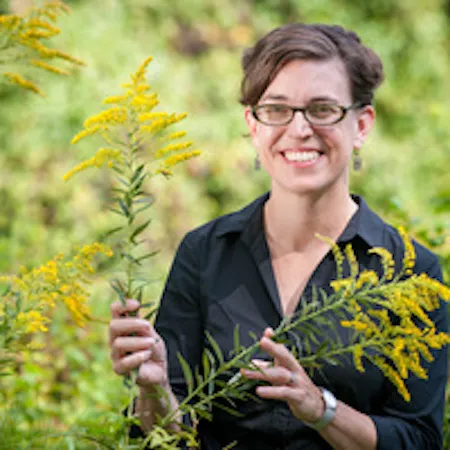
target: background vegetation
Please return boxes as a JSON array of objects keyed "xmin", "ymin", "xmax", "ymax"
[{"xmin": 0, "ymin": 0, "xmax": 449, "ymax": 448}]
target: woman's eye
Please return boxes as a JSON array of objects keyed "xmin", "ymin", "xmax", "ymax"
[
  {"xmin": 308, "ymin": 104, "xmax": 337, "ymax": 117},
  {"xmin": 266, "ymin": 105, "xmax": 289, "ymax": 114}
]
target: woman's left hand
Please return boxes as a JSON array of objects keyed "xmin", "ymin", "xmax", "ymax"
[{"xmin": 241, "ymin": 327, "xmax": 325, "ymax": 424}]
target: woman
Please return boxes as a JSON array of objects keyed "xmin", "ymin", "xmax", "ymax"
[{"xmin": 109, "ymin": 24, "xmax": 448, "ymax": 449}]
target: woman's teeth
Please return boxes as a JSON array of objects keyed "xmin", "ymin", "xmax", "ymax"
[{"xmin": 284, "ymin": 150, "xmax": 320, "ymax": 162}]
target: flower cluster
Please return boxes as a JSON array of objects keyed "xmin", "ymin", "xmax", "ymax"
[
  {"xmin": 329, "ymin": 230, "xmax": 450, "ymax": 401},
  {"xmin": 67, "ymin": 56, "xmax": 200, "ymax": 178},
  {"xmin": 0, "ymin": 243, "xmax": 113, "ymax": 372},
  {"xmin": 0, "ymin": 1, "xmax": 84, "ymax": 95}
]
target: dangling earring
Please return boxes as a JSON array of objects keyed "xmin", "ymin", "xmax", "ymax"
[
  {"xmin": 353, "ymin": 149, "xmax": 362, "ymax": 171},
  {"xmin": 254, "ymin": 154, "xmax": 261, "ymax": 171}
]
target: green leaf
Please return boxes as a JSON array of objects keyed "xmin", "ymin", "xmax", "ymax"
[
  {"xmin": 233, "ymin": 324, "xmax": 241, "ymax": 354},
  {"xmin": 134, "ymin": 202, "xmax": 154, "ymax": 215},
  {"xmin": 130, "ymin": 219, "xmax": 152, "ymax": 243},
  {"xmin": 102, "ymin": 226, "xmax": 124, "ymax": 240},
  {"xmin": 205, "ymin": 331, "xmax": 224, "ymax": 365},
  {"xmin": 118, "ymin": 199, "xmax": 129, "ymax": 217},
  {"xmin": 212, "ymin": 401, "xmax": 243, "ymax": 417},
  {"xmin": 130, "ymin": 164, "xmax": 145, "ymax": 184},
  {"xmin": 177, "ymin": 353, "xmax": 194, "ymax": 394},
  {"xmin": 136, "ymin": 251, "xmax": 160, "ymax": 263},
  {"xmin": 106, "ymin": 206, "xmax": 124, "ymax": 217}
]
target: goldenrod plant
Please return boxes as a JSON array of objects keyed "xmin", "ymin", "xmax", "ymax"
[
  {"xmin": 0, "ymin": 243, "xmax": 112, "ymax": 376},
  {"xmin": 138, "ymin": 229, "xmax": 450, "ymax": 449},
  {"xmin": 0, "ymin": 0, "xmax": 84, "ymax": 95},
  {"xmin": 64, "ymin": 56, "xmax": 200, "ymax": 448}
]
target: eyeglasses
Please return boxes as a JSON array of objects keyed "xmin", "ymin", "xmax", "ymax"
[{"xmin": 251, "ymin": 102, "xmax": 363, "ymax": 127}]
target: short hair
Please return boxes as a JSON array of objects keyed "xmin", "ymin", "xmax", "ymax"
[{"xmin": 240, "ymin": 23, "xmax": 384, "ymax": 106}]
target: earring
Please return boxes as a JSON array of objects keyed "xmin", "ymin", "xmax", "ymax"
[
  {"xmin": 353, "ymin": 149, "xmax": 362, "ymax": 171},
  {"xmin": 254, "ymin": 154, "xmax": 261, "ymax": 171}
]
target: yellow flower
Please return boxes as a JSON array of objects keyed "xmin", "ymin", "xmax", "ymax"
[
  {"xmin": 84, "ymin": 107, "xmax": 127, "ymax": 128},
  {"xmin": 344, "ymin": 244, "xmax": 359, "ymax": 279},
  {"xmin": 353, "ymin": 344, "xmax": 365, "ymax": 372},
  {"xmin": 368, "ymin": 247, "xmax": 395, "ymax": 280},
  {"xmin": 397, "ymin": 227, "xmax": 415, "ymax": 275},
  {"xmin": 155, "ymin": 141, "xmax": 194, "ymax": 158},
  {"xmin": 330, "ymin": 278, "xmax": 352, "ymax": 295},
  {"xmin": 157, "ymin": 150, "xmax": 201, "ymax": 173},
  {"xmin": 355, "ymin": 270, "xmax": 379, "ymax": 289},
  {"xmin": 30, "ymin": 59, "xmax": 70, "ymax": 75},
  {"xmin": 373, "ymin": 356, "xmax": 410, "ymax": 402},
  {"xmin": 15, "ymin": 311, "xmax": 49, "ymax": 333},
  {"xmin": 63, "ymin": 148, "xmax": 122, "ymax": 180},
  {"xmin": 3, "ymin": 72, "xmax": 43, "ymax": 95}
]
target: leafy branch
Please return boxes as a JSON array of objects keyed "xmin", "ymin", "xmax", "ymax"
[{"xmin": 141, "ymin": 228, "xmax": 450, "ymax": 449}]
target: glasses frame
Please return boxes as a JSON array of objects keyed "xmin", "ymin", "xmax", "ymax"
[{"xmin": 251, "ymin": 102, "xmax": 365, "ymax": 127}]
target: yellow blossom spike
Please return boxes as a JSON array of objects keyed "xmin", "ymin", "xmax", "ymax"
[
  {"xmin": 368, "ymin": 247, "xmax": 395, "ymax": 280},
  {"xmin": 155, "ymin": 141, "xmax": 193, "ymax": 158},
  {"xmin": 158, "ymin": 150, "xmax": 201, "ymax": 172},
  {"xmin": 31, "ymin": 59, "xmax": 70, "ymax": 75},
  {"xmin": 316, "ymin": 234, "xmax": 344, "ymax": 279},
  {"xmin": 397, "ymin": 227, "xmax": 416, "ymax": 275},
  {"xmin": 84, "ymin": 107, "xmax": 127, "ymax": 128},
  {"xmin": 159, "ymin": 131, "xmax": 188, "ymax": 142},
  {"xmin": 132, "ymin": 56, "xmax": 153, "ymax": 85},
  {"xmin": 4, "ymin": 72, "xmax": 43, "ymax": 95},
  {"xmin": 71, "ymin": 124, "xmax": 105, "ymax": 145},
  {"xmin": 344, "ymin": 244, "xmax": 359, "ymax": 279},
  {"xmin": 63, "ymin": 148, "xmax": 122, "ymax": 181}
]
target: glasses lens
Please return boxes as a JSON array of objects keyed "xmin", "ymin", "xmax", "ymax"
[
  {"xmin": 306, "ymin": 103, "xmax": 343, "ymax": 125},
  {"xmin": 255, "ymin": 104, "xmax": 292, "ymax": 125}
]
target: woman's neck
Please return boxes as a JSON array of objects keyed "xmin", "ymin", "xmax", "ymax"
[{"xmin": 264, "ymin": 188, "xmax": 358, "ymax": 253}]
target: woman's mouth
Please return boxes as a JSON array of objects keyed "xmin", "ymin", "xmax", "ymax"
[{"xmin": 282, "ymin": 150, "xmax": 322, "ymax": 164}]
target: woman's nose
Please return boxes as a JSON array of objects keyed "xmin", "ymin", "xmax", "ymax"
[{"xmin": 287, "ymin": 110, "xmax": 314, "ymax": 138}]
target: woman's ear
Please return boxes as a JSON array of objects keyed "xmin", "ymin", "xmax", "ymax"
[
  {"xmin": 353, "ymin": 105, "xmax": 375, "ymax": 150},
  {"xmin": 245, "ymin": 107, "xmax": 259, "ymax": 147}
]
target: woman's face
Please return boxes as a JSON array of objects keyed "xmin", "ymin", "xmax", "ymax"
[{"xmin": 245, "ymin": 58, "xmax": 374, "ymax": 198}]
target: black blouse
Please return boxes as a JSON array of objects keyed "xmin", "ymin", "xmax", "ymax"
[{"xmin": 153, "ymin": 193, "xmax": 448, "ymax": 450}]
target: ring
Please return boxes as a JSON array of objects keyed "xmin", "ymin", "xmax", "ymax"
[{"xmin": 288, "ymin": 371, "xmax": 296, "ymax": 386}]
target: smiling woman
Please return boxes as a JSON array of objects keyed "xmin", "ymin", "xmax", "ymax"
[{"xmin": 108, "ymin": 23, "xmax": 448, "ymax": 450}]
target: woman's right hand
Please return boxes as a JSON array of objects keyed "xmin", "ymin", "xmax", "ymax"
[{"xmin": 109, "ymin": 299, "xmax": 169, "ymax": 391}]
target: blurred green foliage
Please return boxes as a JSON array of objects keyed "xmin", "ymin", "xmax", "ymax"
[{"xmin": 0, "ymin": 0, "xmax": 449, "ymax": 447}]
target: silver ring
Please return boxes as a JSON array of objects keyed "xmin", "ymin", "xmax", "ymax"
[{"xmin": 288, "ymin": 371, "xmax": 296, "ymax": 386}]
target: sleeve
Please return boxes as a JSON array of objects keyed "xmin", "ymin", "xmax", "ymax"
[
  {"xmin": 154, "ymin": 231, "xmax": 204, "ymax": 402},
  {"xmin": 370, "ymin": 257, "xmax": 449, "ymax": 450}
]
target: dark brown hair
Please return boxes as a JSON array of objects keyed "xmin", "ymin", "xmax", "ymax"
[{"xmin": 240, "ymin": 23, "xmax": 384, "ymax": 106}]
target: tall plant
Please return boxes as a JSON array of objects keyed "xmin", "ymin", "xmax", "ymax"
[
  {"xmin": 64, "ymin": 56, "xmax": 200, "ymax": 447},
  {"xmin": 0, "ymin": 0, "xmax": 84, "ymax": 95}
]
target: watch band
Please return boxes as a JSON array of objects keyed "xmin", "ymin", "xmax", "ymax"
[{"xmin": 304, "ymin": 388, "xmax": 337, "ymax": 431}]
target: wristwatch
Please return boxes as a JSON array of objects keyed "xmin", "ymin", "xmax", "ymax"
[{"xmin": 304, "ymin": 388, "xmax": 337, "ymax": 431}]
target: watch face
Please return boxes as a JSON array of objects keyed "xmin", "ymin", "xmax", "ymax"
[{"xmin": 323, "ymin": 388, "xmax": 337, "ymax": 410}]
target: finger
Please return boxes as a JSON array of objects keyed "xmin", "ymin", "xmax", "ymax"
[
  {"xmin": 241, "ymin": 365, "xmax": 292, "ymax": 386},
  {"xmin": 263, "ymin": 327, "xmax": 275, "ymax": 338},
  {"xmin": 110, "ymin": 299, "xmax": 140, "ymax": 318},
  {"xmin": 111, "ymin": 336, "xmax": 159, "ymax": 359},
  {"xmin": 250, "ymin": 359, "xmax": 271, "ymax": 369},
  {"xmin": 260, "ymin": 336, "xmax": 300, "ymax": 372},
  {"xmin": 113, "ymin": 349, "xmax": 153, "ymax": 375},
  {"xmin": 109, "ymin": 317, "xmax": 153, "ymax": 344},
  {"xmin": 255, "ymin": 385, "xmax": 295, "ymax": 402}
]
